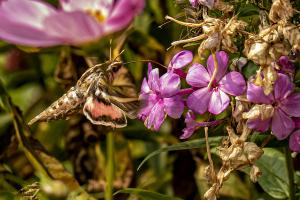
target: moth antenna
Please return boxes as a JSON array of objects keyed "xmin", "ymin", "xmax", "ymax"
[
  {"xmin": 109, "ymin": 39, "xmax": 113, "ymax": 61},
  {"xmin": 113, "ymin": 49, "xmax": 125, "ymax": 62},
  {"xmin": 122, "ymin": 60, "xmax": 168, "ymax": 69}
]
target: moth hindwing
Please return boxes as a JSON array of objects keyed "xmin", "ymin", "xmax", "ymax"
[{"xmin": 28, "ymin": 60, "xmax": 139, "ymax": 128}]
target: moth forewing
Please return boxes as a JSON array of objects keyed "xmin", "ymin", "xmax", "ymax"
[{"xmin": 83, "ymin": 95, "xmax": 127, "ymax": 128}]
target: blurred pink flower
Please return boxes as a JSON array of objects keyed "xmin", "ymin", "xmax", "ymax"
[{"xmin": 0, "ymin": 0, "xmax": 144, "ymax": 47}]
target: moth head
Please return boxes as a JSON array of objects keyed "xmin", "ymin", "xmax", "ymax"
[{"xmin": 105, "ymin": 61, "xmax": 123, "ymax": 83}]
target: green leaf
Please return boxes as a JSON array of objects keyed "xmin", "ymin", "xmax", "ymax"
[
  {"xmin": 255, "ymin": 148, "xmax": 289, "ymax": 199},
  {"xmin": 237, "ymin": 4, "xmax": 259, "ymax": 17},
  {"xmin": 115, "ymin": 188, "xmax": 183, "ymax": 200},
  {"xmin": 137, "ymin": 137, "xmax": 223, "ymax": 170}
]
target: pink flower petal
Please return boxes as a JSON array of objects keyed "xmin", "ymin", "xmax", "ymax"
[
  {"xmin": 60, "ymin": 0, "xmax": 112, "ymax": 14},
  {"xmin": 145, "ymin": 100, "xmax": 165, "ymax": 131},
  {"xmin": 141, "ymin": 78, "xmax": 150, "ymax": 94},
  {"xmin": 247, "ymin": 118, "xmax": 271, "ymax": 132},
  {"xmin": 0, "ymin": 12, "xmax": 62, "ymax": 46},
  {"xmin": 138, "ymin": 93, "xmax": 158, "ymax": 121},
  {"xmin": 0, "ymin": 0, "xmax": 55, "ymax": 28},
  {"xmin": 294, "ymin": 117, "xmax": 300, "ymax": 129},
  {"xmin": 289, "ymin": 130, "xmax": 300, "ymax": 153},
  {"xmin": 208, "ymin": 90, "xmax": 230, "ymax": 115},
  {"xmin": 0, "ymin": 0, "xmax": 63, "ymax": 46},
  {"xmin": 187, "ymin": 87, "xmax": 212, "ymax": 114},
  {"xmin": 164, "ymin": 95, "xmax": 184, "ymax": 119},
  {"xmin": 104, "ymin": 0, "xmax": 144, "ymax": 33},
  {"xmin": 44, "ymin": 11, "xmax": 102, "ymax": 45},
  {"xmin": 219, "ymin": 71, "xmax": 246, "ymax": 96},
  {"xmin": 169, "ymin": 50, "xmax": 193, "ymax": 69},
  {"xmin": 247, "ymin": 81, "xmax": 274, "ymax": 104},
  {"xmin": 160, "ymin": 73, "xmax": 181, "ymax": 97},
  {"xmin": 274, "ymin": 73, "xmax": 294, "ymax": 101},
  {"xmin": 271, "ymin": 108, "xmax": 295, "ymax": 140},
  {"xmin": 207, "ymin": 51, "xmax": 229, "ymax": 82},
  {"xmin": 148, "ymin": 67, "xmax": 160, "ymax": 93},
  {"xmin": 186, "ymin": 63, "xmax": 210, "ymax": 87},
  {"xmin": 280, "ymin": 93, "xmax": 300, "ymax": 117}
]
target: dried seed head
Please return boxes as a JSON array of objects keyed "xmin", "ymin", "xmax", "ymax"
[
  {"xmin": 204, "ymin": 184, "xmax": 218, "ymax": 200},
  {"xmin": 244, "ymin": 142, "xmax": 264, "ymax": 163},
  {"xmin": 214, "ymin": 0, "xmax": 233, "ymax": 13},
  {"xmin": 279, "ymin": 23, "xmax": 300, "ymax": 53},
  {"xmin": 262, "ymin": 66, "xmax": 278, "ymax": 95},
  {"xmin": 269, "ymin": 0, "xmax": 293, "ymax": 23},
  {"xmin": 250, "ymin": 165, "xmax": 262, "ymax": 182},
  {"xmin": 242, "ymin": 104, "xmax": 274, "ymax": 121}
]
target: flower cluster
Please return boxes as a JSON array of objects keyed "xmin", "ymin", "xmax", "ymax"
[
  {"xmin": 0, "ymin": 0, "xmax": 144, "ymax": 47},
  {"xmin": 138, "ymin": 51, "xmax": 300, "ymax": 153},
  {"xmin": 138, "ymin": 51, "xmax": 246, "ymax": 136}
]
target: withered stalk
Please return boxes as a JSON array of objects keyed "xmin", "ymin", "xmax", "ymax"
[
  {"xmin": 165, "ymin": 15, "xmax": 205, "ymax": 27},
  {"xmin": 204, "ymin": 127, "xmax": 217, "ymax": 182},
  {"xmin": 207, "ymin": 51, "xmax": 218, "ymax": 89}
]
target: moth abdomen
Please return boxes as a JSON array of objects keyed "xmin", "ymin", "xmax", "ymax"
[{"xmin": 28, "ymin": 87, "xmax": 84, "ymax": 125}]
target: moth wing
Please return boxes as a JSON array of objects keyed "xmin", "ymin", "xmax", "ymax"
[
  {"xmin": 109, "ymin": 66, "xmax": 140, "ymax": 119},
  {"xmin": 107, "ymin": 90, "xmax": 140, "ymax": 119},
  {"xmin": 83, "ymin": 96, "xmax": 127, "ymax": 128}
]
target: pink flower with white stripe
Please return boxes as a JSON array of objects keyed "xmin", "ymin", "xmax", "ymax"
[{"xmin": 0, "ymin": 0, "xmax": 144, "ymax": 47}]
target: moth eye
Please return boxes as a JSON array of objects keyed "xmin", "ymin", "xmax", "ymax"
[{"xmin": 112, "ymin": 65, "xmax": 121, "ymax": 73}]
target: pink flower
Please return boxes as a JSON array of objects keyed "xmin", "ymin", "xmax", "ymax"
[
  {"xmin": 138, "ymin": 64, "xmax": 184, "ymax": 131},
  {"xmin": 246, "ymin": 73, "xmax": 300, "ymax": 140},
  {"xmin": 189, "ymin": 0, "xmax": 215, "ymax": 9},
  {"xmin": 180, "ymin": 110, "xmax": 222, "ymax": 139},
  {"xmin": 289, "ymin": 130, "xmax": 300, "ymax": 153},
  {"xmin": 186, "ymin": 51, "xmax": 246, "ymax": 115},
  {"xmin": 0, "ymin": 0, "xmax": 144, "ymax": 47}
]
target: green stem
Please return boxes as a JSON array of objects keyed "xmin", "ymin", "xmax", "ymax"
[
  {"xmin": 284, "ymin": 147, "xmax": 295, "ymax": 200},
  {"xmin": 105, "ymin": 132, "xmax": 115, "ymax": 200}
]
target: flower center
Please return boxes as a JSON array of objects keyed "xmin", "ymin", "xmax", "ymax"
[{"xmin": 86, "ymin": 9, "xmax": 106, "ymax": 23}]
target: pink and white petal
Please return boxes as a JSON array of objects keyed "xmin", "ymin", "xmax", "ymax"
[
  {"xmin": 289, "ymin": 130, "xmax": 300, "ymax": 153},
  {"xmin": 0, "ymin": 0, "xmax": 56, "ymax": 29},
  {"xmin": 271, "ymin": 108, "xmax": 295, "ymax": 140},
  {"xmin": 169, "ymin": 50, "xmax": 193, "ymax": 69},
  {"xmin": 219, "ymin": 72, "xmax": 246, "ymax": 96},
  {"xmin": 247, "ymin": 81, "xmax": 274, "ymax": 104},
  {"xmin": 148, "ymin": 67, "xmax": 160, "ymax": 93},
  {"xmin": 247, "ymin": 118, "xmax": 271, "ymax": 132},
  {"xmin": 44, "ymin": 11, "xmax": 102, "ymax": 45},
  {"xmin": 208, "ymin": 90, "xmax": 230, "ymax": 115},
  {"xmin": 160, "ymin": 73, "xmax": 181, "ymax": 97},
  {"xmin": 145, "ymin": 100, "xmax": 166, "ymax": 131},
  {"xmin": 104, "ymin": 0, "xmax": 144, "ymax": 33},
  {"xmin": 0, "ymin": 13, "xmax": 62, "ymax": 47},
  {"xmin": 140, "ymin": 78, "xmax": 150, "ymax": 94},
  {"xmin": 164, "ymin": 95, "xmax": 184, "ymax": 119},
  {"xmin": 274, "ymin": 73, "xmax": 294, "ymax": 101},
  {"xmin": 60, "ymin": 0, "xmax": 113, "ymax": 14},
  {"xmin": 186, "ymin": 63, "xmax": 210, "ymax": 87},
  {"xmin": 207, "ymin": 51, "xmax": 229, "ymax": 82},
  {"xmin": 280, "ymin": 93, "xmax": 300, "ymax": 117},
  {"xmin": 187, "ymin": 87, "xmax": 212, "ymax": 114}
]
